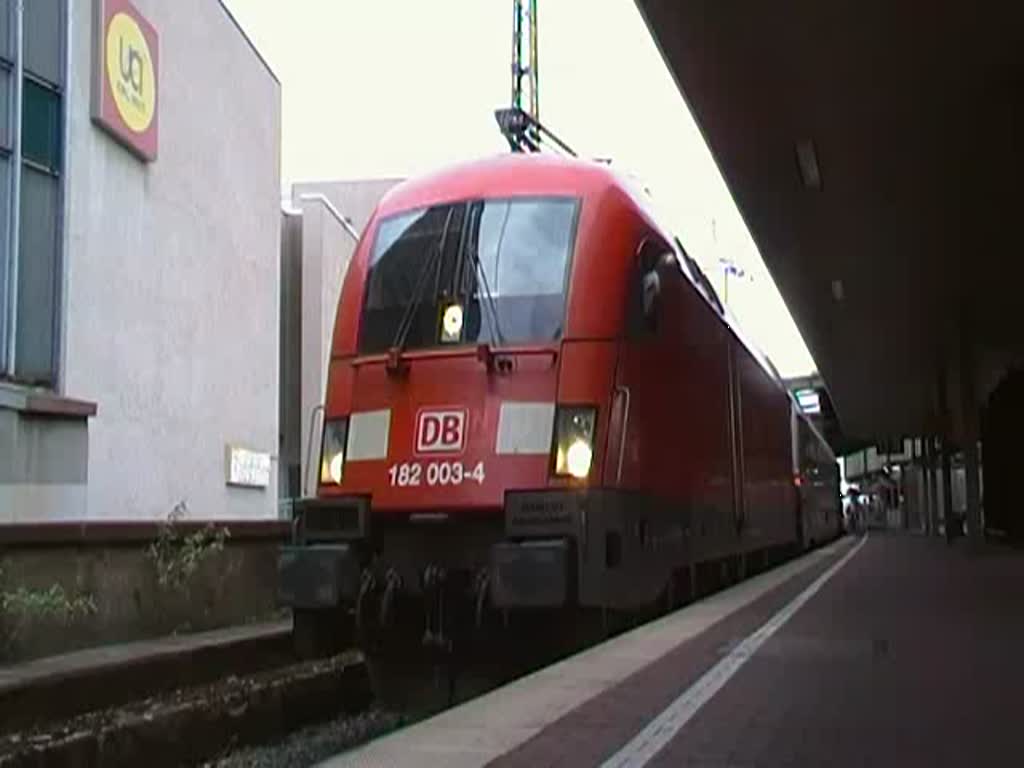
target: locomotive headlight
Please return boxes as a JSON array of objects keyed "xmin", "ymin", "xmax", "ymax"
[
  {"xmin": 328, "ymin": 453, "xmax": 344, "ymax": 484},
  {"xmin": 553, "ymin": 406, "xmax": 596, "ymax": 479},
  {"xmin": 319, "ymin": 418, "xmax": 349, "ymax": 486},
  {"xmin": 565, "ymin": 439, "xmax": 593, "ymax": 479}
]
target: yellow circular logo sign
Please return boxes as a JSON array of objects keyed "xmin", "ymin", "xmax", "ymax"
[{"xmin": 105, "ymin": 12, "xmax": 155, "ymax": 134}]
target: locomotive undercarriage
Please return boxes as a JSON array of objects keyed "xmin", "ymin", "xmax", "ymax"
[
  {"xmin": 281, "ymin": 490, "xmax": 692, "ymax": 646},
  {"xmin": 277, "ymin": 489, "xmax": 801, "ymax": 709}
]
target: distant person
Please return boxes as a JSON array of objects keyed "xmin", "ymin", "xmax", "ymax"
[{"xmin": 845, "ymin": 493, "xmax": 861, "ymax": 534}]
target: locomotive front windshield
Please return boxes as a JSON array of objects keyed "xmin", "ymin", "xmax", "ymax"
[{"xmin": 358, "ymin": 197, "xmax": 578, "ymax": 354}]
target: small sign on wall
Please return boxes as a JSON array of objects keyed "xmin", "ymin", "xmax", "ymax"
[
  {"xmin": 91, "ymin": 0, "xmax": 159, "ymax": 161},
  {"xmin": 225, "ymin": 445, "xmax": 271, "ymax": 489}
]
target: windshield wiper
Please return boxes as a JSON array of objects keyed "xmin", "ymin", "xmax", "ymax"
[
  {"xmin": 387, "ymin": 208, "xmax": 455, "ymax": 371},
  {"xmin": 463, "ymin": 201, "xmax": 506, "ymax": 348}
]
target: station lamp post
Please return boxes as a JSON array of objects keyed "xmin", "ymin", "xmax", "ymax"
[
  {"xmin": 718, "ymin": 257, "xmax": 746, "ymax": 307},
  {"xmin": 710, "ymin": 217, "xmax": 751, "ymax": 309}
]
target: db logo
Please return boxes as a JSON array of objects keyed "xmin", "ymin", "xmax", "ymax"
[{"xmin": 416, "ymin": 409, "xmax": 467, "ymax": 454}]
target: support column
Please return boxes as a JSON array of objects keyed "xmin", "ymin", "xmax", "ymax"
[
  {"xmin": 959, "ymin": 338, "xmax": 983, "ymax": 543},
  {"xmin": 964, "ymin": 438, "xmax": 982, "ymax": 542},
  {"xmin": 942, "ymin": 438, "xmax": 955, "ymax": 545},
  {"xmin": 923, "ymin": 438, "xmax": 935, "ymax": 535},
  {"xmin": 909, "ymin": 439, "xmax": 919, "ymax": 532},
  {"xmin": 900, "ymin": 455, "xmax": 909, "ymax": 530},
  {"xmin": 932, "ymin": 437, "xmax": 942, "ymax": 537}
]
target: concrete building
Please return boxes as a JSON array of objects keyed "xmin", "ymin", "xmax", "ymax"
[
  {"xmin": 1, "ymin": 0, "xmax": 281, "ymax": 522},
  {"xmin": 278, "ymin": 179, "xmax": 401, "ymax": 506}
]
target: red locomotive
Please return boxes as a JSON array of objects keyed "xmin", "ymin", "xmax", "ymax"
[{"xmin": 278, "ymin": 141, "xmax": 840, "ymax": 679}]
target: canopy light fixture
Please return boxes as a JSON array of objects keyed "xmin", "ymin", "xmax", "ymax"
[{"xmin": 795, "ymin": 140, "xmax": 822, "ymax": 190}]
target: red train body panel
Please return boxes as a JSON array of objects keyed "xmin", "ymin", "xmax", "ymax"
[{"xmin": 279, "ymin": 152, "xmax": 839, "ymax": 649}]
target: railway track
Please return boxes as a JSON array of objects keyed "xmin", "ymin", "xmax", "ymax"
[
  {"xmin": 0, "ymin": 620, "xmax": 604, "ymax": 766},
  {"xmin": 0, "ymin": 649, "xmax": 375, "ymax": 768},
  {"xmin": 0, "ymin": 620, "xmax": 525, "ymax": 767},
  {"xmin": 0, "ymin": 620, "xmax": 391, "ymax": 768}
]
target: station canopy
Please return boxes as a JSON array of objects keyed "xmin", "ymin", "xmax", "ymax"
[{"xmin": 637, "ymin": 0, "xmax": 1024, "ymax": 443}]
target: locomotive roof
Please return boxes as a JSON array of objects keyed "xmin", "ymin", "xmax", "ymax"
[
  {"xmin": 370, "ymin": 151, "xmax": 787, "ymax": 393},
  {"xmin": 374, "ymin": 152, "xmax": 626, "ymax": 218}
]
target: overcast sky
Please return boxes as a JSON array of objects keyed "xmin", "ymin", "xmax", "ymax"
[{"xmin": 223, "ymin": 0, "xmax": 817, "ymax": 377}]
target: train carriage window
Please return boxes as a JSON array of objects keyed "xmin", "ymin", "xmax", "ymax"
[
  {"xmin": 674, "ymin": 240, "xmax": 725, "ymax": 318},
  {"xmin": 698, "ymin": 270, "xmax": 725, "ymax": 316},
  {"xmin": 673, "ymin": 237, "xmax": 698, "ymax": 284}
]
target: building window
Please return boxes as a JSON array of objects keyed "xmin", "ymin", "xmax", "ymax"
[
  {"xmin": 22, "ymin": 76, "xmax": 61, "ymax": 172},
  {"xmin": 0, "ymin": 0, "xmax": 66, "ymax": 385}
]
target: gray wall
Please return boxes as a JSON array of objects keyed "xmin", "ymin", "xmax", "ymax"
[
  {"xmin": 0, "ymin": 522, "xmax": 286, "ymax": 662},
  {"xmin": 286, "ymin": 179, "xmax": 401, "ymax": 497},
  {"xmin": 0, "ymin": 389, "xmax": 88, "ymax": 522},
  {"xmin": 59, "ymin": 0, "xmax": 281, "ymax": 520}
]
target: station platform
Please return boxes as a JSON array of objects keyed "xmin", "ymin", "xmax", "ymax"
[{"xmin": 325, "ymin": 532, "xmax": 1024, "ymax": 767}]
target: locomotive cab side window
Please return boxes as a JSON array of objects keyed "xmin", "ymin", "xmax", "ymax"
[{"xmin": 627, "ymin": 238, "xmax": 673, "ymax": 338}]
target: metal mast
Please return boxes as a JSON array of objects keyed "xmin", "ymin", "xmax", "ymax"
[
  {"xmin": 511, "ymin": 0, "xmax": 539, "ymax": 143},
  {"xmin": 499, "ymin": 0, "xmax": 574, "ymax": 155}
]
